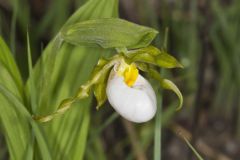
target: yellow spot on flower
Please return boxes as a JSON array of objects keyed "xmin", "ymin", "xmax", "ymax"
[
  {"xmin": 123, "ymin": 64, "xmax": 139, "ymax": 87},
  {"xmin": 115, "ymin": 61, "xmax": 139, "ymax": 87}
]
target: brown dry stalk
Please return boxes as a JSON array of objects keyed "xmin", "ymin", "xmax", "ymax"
[
  {"xmin": 170, "ymin": 123, "xmax": 232, "ymax": 160},
  {"xmin": 122, "ymin": 119, "xmax": 147, "ymax": 160}
]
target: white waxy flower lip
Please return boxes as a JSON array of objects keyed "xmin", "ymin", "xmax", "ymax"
[{"xmin": 106, "ymin": 69, "xmax": 157, "ymax": 123}]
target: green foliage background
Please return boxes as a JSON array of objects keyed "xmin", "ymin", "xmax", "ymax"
[{"xmin": 0, "ymin": 0, "xmax": 240, "ymax": 159}]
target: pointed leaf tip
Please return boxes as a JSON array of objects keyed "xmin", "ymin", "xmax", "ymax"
[
  {"xmin": 161, "ymin": 79, "xmax": 183, "ymax": 110},
  {"xmin": 147, "ymin": 68, "xmax": 183, "ymax": 111}
]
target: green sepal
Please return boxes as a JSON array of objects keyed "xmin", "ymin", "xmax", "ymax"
[
  {"xmin": 76, "ymin": 57, "xmax": 121, "ymax": 109},
  {"xmin": 126, "ymin": 46, "xmax": 183, "ymax": 68},
  {"xmin": 61, "ymin": 18, "xmax": 158, "ymax": 49},
  {"xmin": 161, "ymin": 79, "xmax": 183, "ymax": 110},
  {"xmin": 147, "ymin": 68, "xmax": 183, "ymax": 110},
  {"xmin": 93, "ymin": 74, "xmax": 109, "ymax": 110},
  {"xmin": 92, "ymin": 59, "xmax": 112, "ymax": 109},
  {"xmin": 91, "ymin": 58, "xmax": 109, "ymax": 77}
]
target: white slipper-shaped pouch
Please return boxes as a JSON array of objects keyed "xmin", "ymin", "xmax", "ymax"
[{"xmin": 106, "ymin": 63, "xmax": 157, "ymax": 123}]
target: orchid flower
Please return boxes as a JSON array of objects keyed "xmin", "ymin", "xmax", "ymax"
[
  {"xmin": 33, "ymin": 18, "xmax": 183, "ymax": 123},
  {"xmin": 106, "ymin": 62, "xmax": 157, "ymax": 123}
]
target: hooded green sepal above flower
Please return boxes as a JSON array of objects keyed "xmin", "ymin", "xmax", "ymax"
[{"xmin": 61, "ymin": 18, "xmax": 158, "ymax": 49}]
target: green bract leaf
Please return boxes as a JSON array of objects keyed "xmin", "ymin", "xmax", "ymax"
[
  {"xmin": 148, "ymin": 68, "xmax": 183, "ymax": 110},
  {"xmin": 126, "ymin": 46, "xmax": 183, "ymax": 68},
  {"xmin": 61, "ymin": 18, "xmax": 158, "ymax": 49}
]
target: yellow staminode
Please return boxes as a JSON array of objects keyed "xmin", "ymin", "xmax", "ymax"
[{"xmin": 123, "ymin": 64, "xmax": 139, "ymax": 87}]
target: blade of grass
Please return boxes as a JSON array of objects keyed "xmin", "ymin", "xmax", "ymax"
[
  {"xmin": 154, "ymin": 90, "xmax": 162, "ymax": 160},
  {"xmin": 26, "ymin": 31, "xmax": 37, "ymax": 113},
  {"xmin": 0, "ymin": 95, "xmax": 28, "ymax": 160},
  {"xmin": 183, "ymin": 137, "xmax": 204, "ymax": 160},
  {"xmin": 10, "ymin": 0, "xmax": 18, "ymax": 56},
  {"xmin": 25, "ymin": 31, "xmax": 37, "ymax": 160},
  {"xmin": 71, "ymin": 105, "xmax": 91, "ymax": 160},
  {"xmin": 0, "ymin": 36, "xmax": 23, "ymax": 93}
]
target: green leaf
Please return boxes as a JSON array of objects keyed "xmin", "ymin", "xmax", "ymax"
[
  {"xmin": 0, "ymin": 36, "xmax": 30, "ymax": 160},
  {"xmin": 148, "ymin": 68, "xmax": 183, "ymax": 110},
  {"xmin": 29, "ymin": 0, "xmax": 120, "ymax": 159},
  {"xmin": 126, "ymin": 46, "xmax": 183, "ymax": 68},
  {"xmin": 0, "ymin": 36, "xmax": 23, "ymax": 94},
  {"xmin": 61, "ymin": 18, "xmax": 158, "ymax": 49}
]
